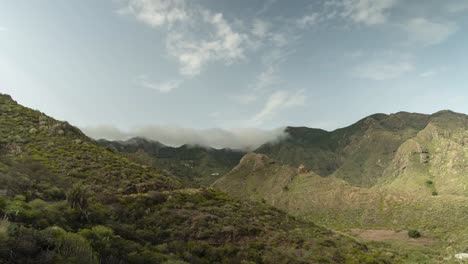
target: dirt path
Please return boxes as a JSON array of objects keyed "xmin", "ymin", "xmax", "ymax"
[{"xmin": 351, "ymin": 229, "xmax": 435, "ymax": 246}]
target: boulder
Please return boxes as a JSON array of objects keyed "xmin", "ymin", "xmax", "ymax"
[{"xmin": 455, "ymin": 253, "xmax": 468, "ymax": 260}]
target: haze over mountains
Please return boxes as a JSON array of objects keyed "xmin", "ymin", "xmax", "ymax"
[
  {"xmin": 96, "ymin": 110, "xmax": 468, "ymax": 191},
  {"xmin": 85, "ymin": 126, "xmax": 288, "ymax": 150}
]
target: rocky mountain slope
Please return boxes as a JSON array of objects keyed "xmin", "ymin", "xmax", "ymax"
[
  {"xmin": 0, "ymin": 93, "xmax": 394, "ymax": 263},
  {"xmin": 98, "ymin": 138, "xmax": 244, "ymax": 186}
]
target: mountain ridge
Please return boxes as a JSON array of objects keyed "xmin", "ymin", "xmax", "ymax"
[{"xmin": 97, "ymin": 137, "xmax": 245, "ymax": 186}]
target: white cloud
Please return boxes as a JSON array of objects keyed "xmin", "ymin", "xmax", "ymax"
[
  {"xmin": 164, "ymin": 11, "xmax": 248, "ymax": 77},
  {"xmin": 119, "ymin": 0, "xmax": 189, "ymax": 27},
  {"xmin": 231, "ymin": 94, "xmax": 257, "ymax": 105},
  {"xmin": 419, "ymin": 70, "xmax": 438, "ymax": 78},
  {"xmin": 341, "ymin": 0, "xmax": 397, "ymax": 25},
  {"xmin": 83, "ymin": 125, "xmax": 287, "ymax": 149},
  {"xmin": 252, "ymin": 19, "xmax": 270, "ymax": 38},
  {"xmin": 139, "ymin": 75, "xmax": 181, "ymax": 93},
  {"xmin": 446, "ymin": 1, "xmax": 468, "ymax": 13},
  {"xmin": 147, "ymin": 80, "xmax": 181, "ymax": 93},
  {"xmin": 251, "ymin": 65, "xmax": 278, "ymax": 91},
  {"xmin": 296, "ymin": 13, "xmax": 320, "ymax": 28},
  {"xmin": 352, "ymin": 61, "xmax": 413, "ymax": 80},
  {"xmin": 257, "ymin": 0, "xmax": 277, "ymax": 15},
  {"xmin": 121, "ymin": 0, "xmax": 256, "ymax": 78},
  {"xmin": 0, "ymin": 27, "xmax": 6, "ymax": 32},
  {"xmin": 404, "ymin": 18, "xmax": 458, "ymax": 47},
  {"xmin": 250, "ymin": 90, "xmax": 306, "ymax": 124}
]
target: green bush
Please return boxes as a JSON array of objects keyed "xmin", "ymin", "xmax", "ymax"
[
  {"xmin": 43, "ymin": 187, "xmax": 66, "ymax": 201},
  {"xmin": 43, "ymin": 226, "xmax": 98, "ymax": 264},
  {"xmin": 408, "ymin": 229, "xmax": 421, "ymax": 238}
]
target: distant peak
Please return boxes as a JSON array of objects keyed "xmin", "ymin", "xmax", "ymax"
[
  {"xmin": 284, "ymin": 126, "xmax": 329, "ymax": 137},
  {"xmin": 432, "ymin": 110, "xmax": 460, "ymax": 116},
  {"xmin": 366, "ymin": 113, "xmax": 388, "ymax": 120},
  {"xmin": 124, "ymin": 137, "xmax": 166, "ymax": 147}
]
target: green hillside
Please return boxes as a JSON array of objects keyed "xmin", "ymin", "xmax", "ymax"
[
  {"xmin": 213, "ymin": 153, "xmax": 468, "ymax": 263},
  {"xmin": 0, "ymin": 93, "xmax": 394, "ymax": 263},
  {"xmin": 98, "ymin": 138, "xmax": 244, "ymax": 186},
  {"xmin": 256, "ymin": 111, "xmax": 466, "ymax": 188},
  {"xmin": 216, "ymin": 111, "xmax": 468, "ymax": 262}
]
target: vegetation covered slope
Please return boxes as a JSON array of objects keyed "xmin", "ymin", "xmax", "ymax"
[
  {"xmin": 382, "ymin": 110, "xmax": 468, "ymax": 196},
  {"xmin": 98, "ymin": 138, "xmax": 244, "ymax": 186},
  {"xmin": 213, "ymin": 153, "xmax": 468, "ymax": 263},
  {"xmin": 255, "ymin": 112, "xmax": 468, "ymax": 188},
  {"xmin": 0, "ymin": 93, "xmax": 394, "ymax": 263}
]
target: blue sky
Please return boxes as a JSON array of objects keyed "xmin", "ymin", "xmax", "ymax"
[{"xmin": 1, "ymin": 0, "xmax": 468, "ymax": 148}]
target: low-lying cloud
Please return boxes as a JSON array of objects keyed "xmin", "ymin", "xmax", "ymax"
[{"xmin": 82, "ymin": 125, "xmax": 288, "ymax": 150}]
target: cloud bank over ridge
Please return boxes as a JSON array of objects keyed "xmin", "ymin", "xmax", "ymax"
[{"xmin": 82, "ymin": 125, "xmax": 288, "ymax": 150}]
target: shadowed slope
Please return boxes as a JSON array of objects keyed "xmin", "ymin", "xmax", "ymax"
[{"xmin": 98, "ymin": 137, "xmax": 245, "ymax": 186}]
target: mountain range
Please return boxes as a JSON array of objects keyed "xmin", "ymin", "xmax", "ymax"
[
  {"xmin": 97, "ymin": 138, "xmax": 244, "ymax": 186},
  {"xmin": 0, "ymin": 93, "xmax": 398, "ymax": 263},
  {"xmin": 2, "ymin": 92, "xmax": 468, "ymax": 263},
  {"xmin": 214, "ymin": 111, "xmax": 468, "ymax": 263},
  {"xmin": 99, "ymin": 109, "xmax": 468, "ymax": 262}
]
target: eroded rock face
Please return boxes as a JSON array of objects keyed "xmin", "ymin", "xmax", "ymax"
[
  {"xmin": 45, "ymin": 121, "xmax": 86, "ymax": 137},
  {"xmin": 298, "ymin": 164, "xmax": 310, "ymax": 174},
  {"xmin": 253, "ymin": 154, "xmax": 269, "ymax": 171}
]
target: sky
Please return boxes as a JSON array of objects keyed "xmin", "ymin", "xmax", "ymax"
[{"xmin": 1, "ymin": 0, "xmax": 468, "ymax": 148}]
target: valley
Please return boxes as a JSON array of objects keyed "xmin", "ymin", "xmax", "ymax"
[{"xmin": 94, "ymin": 108, "xmax": 468, "ymax": 263}]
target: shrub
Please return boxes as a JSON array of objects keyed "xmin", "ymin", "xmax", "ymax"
[
  {"xmin": 408, "ymin": 230, "xmax": 421, "ymax": 238},
  {"xmin": 67, "ymin": 183, "xmax": 91, "ymax": 222},
  {"xmin": 44, "ymin": 187, "xmax": 66, "ymax": 201},
  {"xmin": 44, "ymin": 226, "xmax": 98, "ymax": 264},
  {"xmin": 431, "ymin": 191, "xmax": 438, "ymax": 196}
]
